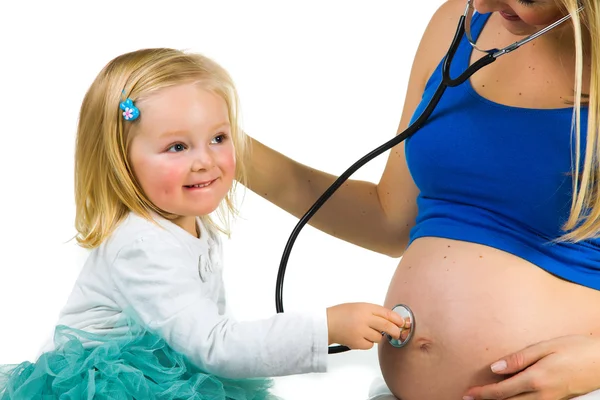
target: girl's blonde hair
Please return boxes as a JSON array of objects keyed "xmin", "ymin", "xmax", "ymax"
[
  {"xmin": 561, "ymin": 0, "xmax": 600, "ymax": 241},
  {"xmin": 74, "ymin": 48, "xmax": 248, "ymax": 248}
]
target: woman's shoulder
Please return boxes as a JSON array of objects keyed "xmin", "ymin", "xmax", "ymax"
[
  {"xmin": 427, "ymin": 0, "xmax": 468, "ymax": 34},
  {"xmin": 414, "ymin": 0, "xmax": 467, "ymax": 80}
]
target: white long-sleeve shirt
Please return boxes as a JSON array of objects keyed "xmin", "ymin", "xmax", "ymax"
[{"xmin": 55, "ymin": 212, "xmax": 328, "ymax": 379}]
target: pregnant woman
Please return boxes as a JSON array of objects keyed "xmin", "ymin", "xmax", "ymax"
[{"xmin": 244, "ymin": 0, "xmax": 600, "ymax": 399}]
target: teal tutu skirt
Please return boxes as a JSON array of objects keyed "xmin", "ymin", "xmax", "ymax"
[{"xmin": 0, "ymin": 317, "xmax": 275, "ymax": 400}]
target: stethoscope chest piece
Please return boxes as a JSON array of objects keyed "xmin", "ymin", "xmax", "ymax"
[{"xmin": 385, "ymin": 304, "xmax": 415, "ymax": 348}]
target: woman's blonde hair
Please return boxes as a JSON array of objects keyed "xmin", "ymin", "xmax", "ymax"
[
  {"xmin": 560, "ymin": 0, "xmax": 600, "ymax": 241},
  {"xmin": 74, "ymin": 48, "xmax": 248, "ymax": 248}
]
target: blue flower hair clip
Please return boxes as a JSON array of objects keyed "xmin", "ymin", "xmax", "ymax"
[{"xmin": 119, "ymin": 92, "xmax": 140, "ymax": 121}]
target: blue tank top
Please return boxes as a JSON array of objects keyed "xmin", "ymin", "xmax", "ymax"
[{"xmin": 405, "ymin": 12, "xmax": 600, "ymax": 290}]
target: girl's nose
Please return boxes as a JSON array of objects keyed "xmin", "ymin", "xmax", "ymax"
[{"xmin": 190, "ymin": 148, "xmax": 215, "ymax": 171}]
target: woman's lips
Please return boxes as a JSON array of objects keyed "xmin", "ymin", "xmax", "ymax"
[{"xmin": 500, "ymin": 10, "xmax": 521, "ymax": 21}]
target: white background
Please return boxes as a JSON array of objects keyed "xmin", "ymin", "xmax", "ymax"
[{"xmin": 0, "ymin": 1, "xmax": 444, "ymax": 399}]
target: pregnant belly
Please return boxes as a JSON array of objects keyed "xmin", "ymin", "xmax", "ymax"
[{"xmin": 379, "ymin": 237, "xmax": 600, "ymax": 400}]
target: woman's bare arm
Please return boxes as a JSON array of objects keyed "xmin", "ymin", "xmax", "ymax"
[{"xmin": 245, "ymin": 0, "xmax": 465, "ymax": 257}]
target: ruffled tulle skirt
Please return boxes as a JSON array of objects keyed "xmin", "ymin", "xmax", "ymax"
[{"xmin": 0, "ymin": 317, "xmax": 276, "ymax": 400}]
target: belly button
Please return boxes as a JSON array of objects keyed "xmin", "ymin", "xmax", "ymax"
[{"xmin": 416, "ymin": 338, "xmax": 434, "ymax": 353}]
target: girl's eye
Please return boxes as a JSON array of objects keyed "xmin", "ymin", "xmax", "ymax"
[
  {"xmin": 167, "ymin": 143, "xmax": 186, "ymax": 152},
  {"xmin": 211, "ymin": 134, "xmax": 228, "ymax": 144}
]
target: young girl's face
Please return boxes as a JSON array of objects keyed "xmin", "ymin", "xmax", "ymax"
[
  {"xmin": 129, "ymin": 83, "xmax": 236, "ymax": 234},
  {"xmin": 473, "ymin": 0, "xmax": 566, "ymax": 36}
]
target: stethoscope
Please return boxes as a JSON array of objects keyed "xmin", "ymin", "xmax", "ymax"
[{"xmin": 275, "ymin": 0, "xmax": 584, "ymax": 354}]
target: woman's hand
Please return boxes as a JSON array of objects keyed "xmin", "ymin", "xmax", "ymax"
[{"xmin": 463, "ymin": 335, "xmax": 600, "ymax": 400}]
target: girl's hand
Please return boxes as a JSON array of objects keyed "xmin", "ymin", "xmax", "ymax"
[{"xmin": 326, "ymin": 303, "xmax": 409, "ymax": 349}]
